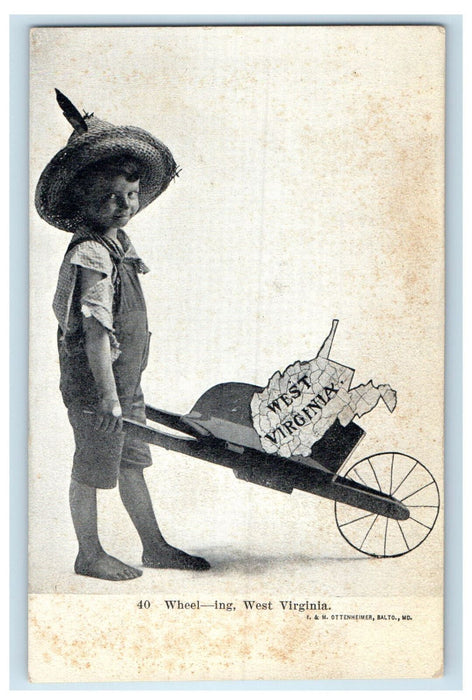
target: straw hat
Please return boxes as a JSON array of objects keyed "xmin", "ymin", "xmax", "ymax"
[{"xmin": 35, "ymin": 90, "xmax": 179, "ymax": 232}]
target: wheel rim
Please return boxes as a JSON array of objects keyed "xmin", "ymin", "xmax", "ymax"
[{"xmin": 334, "ymin": 452, "xmax": 440, "ymax": 558}]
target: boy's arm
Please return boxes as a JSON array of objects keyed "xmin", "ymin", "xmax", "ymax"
[{"xmin": 80, "ymin": 267, "xmax": 122, "ymax": 433}]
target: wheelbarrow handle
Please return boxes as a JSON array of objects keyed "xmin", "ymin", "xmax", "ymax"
[
  {"xmin": 122, "ymin": 416, "xmax": 200, "ymax": 450},
  {"xmin": 82, "ymin": 406, "xmax": 209, "ymax": 440},
  {"xmin": 145, "ymin": 405, "xmax": 211, "ymax": 438}
]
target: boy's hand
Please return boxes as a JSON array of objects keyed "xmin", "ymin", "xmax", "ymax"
[{"xmin": 95, "ymin": 397, "xmax": 123, "ymax": 433}]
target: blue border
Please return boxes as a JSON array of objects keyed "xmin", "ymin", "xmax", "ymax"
[{"xmin": 11, "ymin": 13, "xmax": 462, "ymax": 691}]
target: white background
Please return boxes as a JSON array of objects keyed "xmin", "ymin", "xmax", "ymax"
[{"xmin": 29, "ymin": 25, "xmax": 444, "ymax": 600}]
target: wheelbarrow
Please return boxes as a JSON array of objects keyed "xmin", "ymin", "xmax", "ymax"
[{"xmin": 121, "ymin": 380, "xmax": 439, "ymax": 559}]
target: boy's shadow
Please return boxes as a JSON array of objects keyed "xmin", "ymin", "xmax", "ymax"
[{"xmin": 205, "ymin": 551, "xmax": 363, "ymax": 575}]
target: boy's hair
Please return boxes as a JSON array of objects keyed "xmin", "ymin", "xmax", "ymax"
[
  {"xmin": 65, "ymin": 155, "xmax": 142, "ymax": 218},
  {"xmin": 79, "ymin": 155, "xmax": 142, "ymax": 184}
]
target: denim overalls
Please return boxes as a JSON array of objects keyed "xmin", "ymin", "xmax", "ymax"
[{"xmin": 59, "ymin": 232, "xmax": 152, "ymax": 488}]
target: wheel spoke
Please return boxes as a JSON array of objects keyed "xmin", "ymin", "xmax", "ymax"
[
  {"xmin": 338, "ymin": 512, "xmax": 376, "ymax": 528},
  {"xmin": 368, "ymin": 458, "xmax": 382, "ymax": 492},
  {"xmin": 407, "ymin": 504, "xmax": 439, "ymax": 508},
  {"xmin": 408, "ymin": 515, "xmax": 432, "ymax": 530},
  {"xmin": 360, "ymin": 514, "xmax": 379, "ymax": 549},
  {"xmin": 391, "ymin": 461, "xmax": 418, "ymax": 496},
  {"xmin": 353, "ymin": 468, "xmax": 368, "ymax": 487},
  {"xmin": 383, "ymin": 517, "xmax": 388, "ymax": 557},
  {"xmin": 401, "ymin": 480, "xmax": 435, "ymax": 502},
  {"xmin": 389, "ymin": 453, "xmax": 394, "ymax": 495},
  {"xmin": 396, "ymin": 520, "xmax": 410, "ymax": 551}
]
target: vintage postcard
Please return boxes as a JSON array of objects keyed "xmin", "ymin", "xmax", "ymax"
[{"xmin": 29, "ymin": 25, "xmax": 445, "ymax": 682}]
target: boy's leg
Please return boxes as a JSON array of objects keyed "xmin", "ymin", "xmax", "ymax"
[
  {"xmin": 69, "ymin": 477, "xmax": 142, "ymax": 580},
  {"xmin": 118, "ymin": 469, "xmax": 210, "ymax": 570}
]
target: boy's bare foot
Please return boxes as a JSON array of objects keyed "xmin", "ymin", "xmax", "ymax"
[
  {"xmin": 75, "ymin": 551, "xmax": 143, "ymax": 580},
  {"xmin": 142, "ymin": 544, "xmax": 210, "ymax": 571}
]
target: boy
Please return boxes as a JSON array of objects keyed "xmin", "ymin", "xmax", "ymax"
[{"xmin": 35, "ymin": 92, "xmax": 210, "ymax": 580}]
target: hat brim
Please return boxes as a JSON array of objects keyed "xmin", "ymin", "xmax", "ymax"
[{"xmin": 35, "ymin": 125, "xmax": 177, "ymax": 232}]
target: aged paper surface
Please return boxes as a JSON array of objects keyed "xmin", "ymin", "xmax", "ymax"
[{"xmin": 29, "ymin": 26, "xmax": 445, "ymax": 681}]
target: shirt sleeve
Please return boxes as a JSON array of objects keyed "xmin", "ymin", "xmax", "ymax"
[
  {"xmin": 69, "ymin": 241, "xmax": 115, "ymax": 278},
  {"xmin": 69, "ymin": 241, "xmax": 115, "ymax": 331}
]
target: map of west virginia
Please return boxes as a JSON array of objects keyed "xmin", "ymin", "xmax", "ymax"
[{"xmin": 251, "ymin": 321, "xmax": 397, "ymax": 459}]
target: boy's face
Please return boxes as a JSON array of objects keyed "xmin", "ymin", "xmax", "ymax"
[{"xmin": 78, "ymin": 174, "xmax": 140, "ymax": 232}]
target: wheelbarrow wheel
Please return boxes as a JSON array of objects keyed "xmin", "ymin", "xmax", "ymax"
[{"xmin": 334, "ymin": 452, "xmax": 440, "ymax": 557}]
